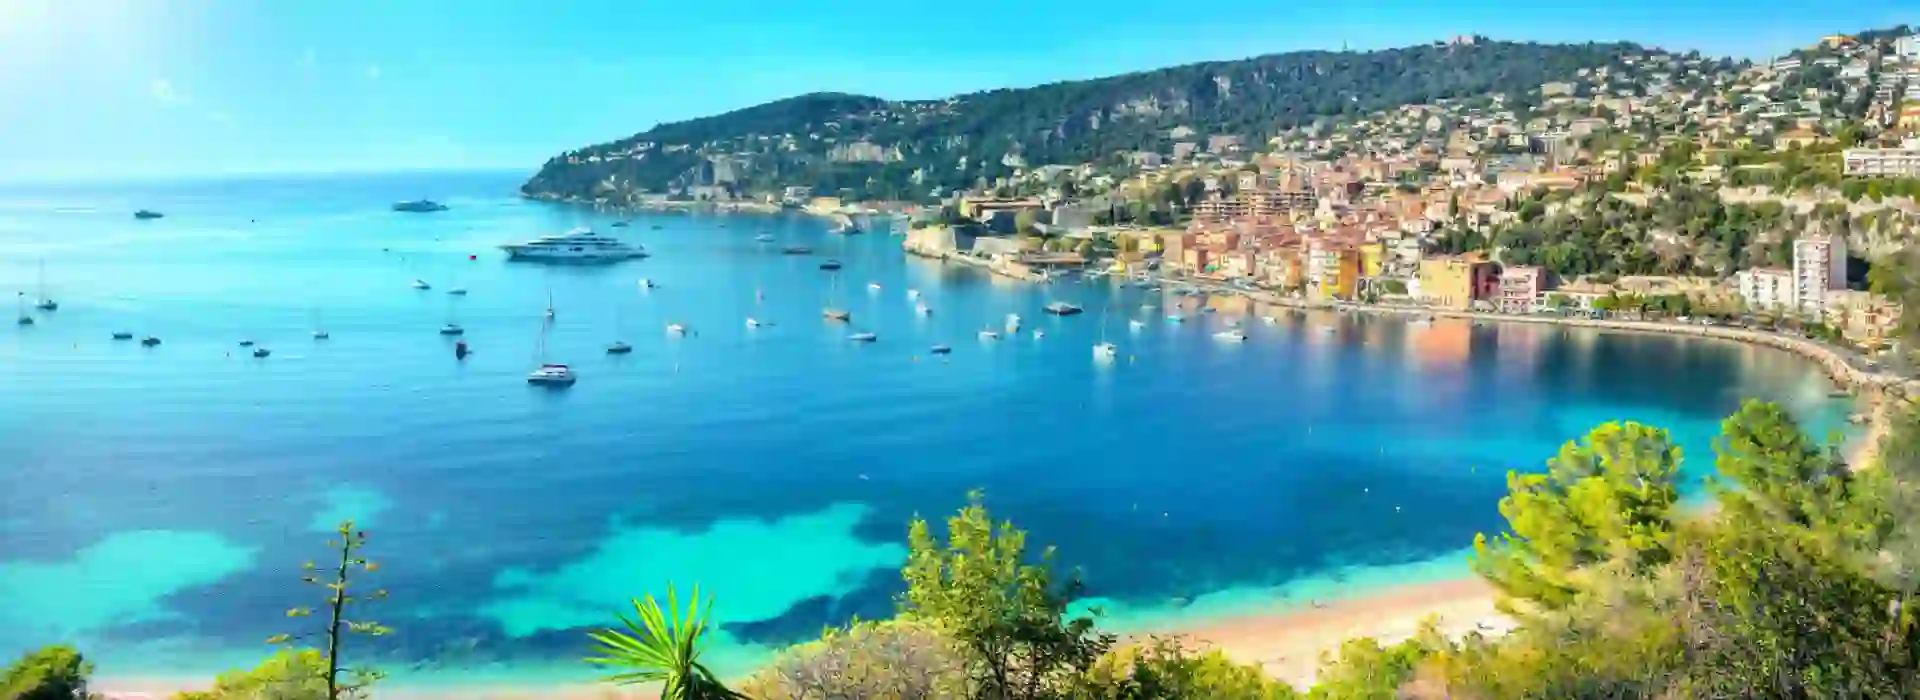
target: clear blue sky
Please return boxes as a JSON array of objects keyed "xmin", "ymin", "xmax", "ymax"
[{"xmin": 1, "ymin": 0, "xmax": 1913, "ymax": 182}]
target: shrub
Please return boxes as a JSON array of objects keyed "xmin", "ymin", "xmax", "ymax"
[
  {"xmin": 1073, "ymin": 637, "xmax": 1298, "ymax": 699},
  {"xmin": 173, "ymin": 650, "xmax": 330, "ymax": 700},
  {"xmin": 741, "ymin": 619, "xmax": 969, "ymax": 700},
  {"xmin": 0, "ymin": 645, "xmax": 93, "ymax": 700}
]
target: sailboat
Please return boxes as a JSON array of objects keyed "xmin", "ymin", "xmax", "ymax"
[
  {"xmin": 439, "ymin": 296, "xmax": 464, "ymax": 335},
  {"xmin": 527, "ymin": 314, "xmax": 575, "ymax": 386},
  {"xmin": 822, "ymin": 271, "xmax": 850, "ymax": 322},
  {"xmin": 16, "ymin": 292, "xmax": 33, "ymax": 326},
  {"xmin": 544, "ymin": 288, "xmax": 557, "ymax": 321},
  {"xmin": 311, "ymin": 309, "xmax": 330, "ymax": 340},
  {"xmin": 606, "ymin": 294, "xmax": 632, "ymax": 354},
  {"xmin": 1094, "ymin": 302, "xmax": 1118, "ymax": 360},
  {"xmin": 34, "ymin": 260, "xmax": 56, "ymax": 311}
]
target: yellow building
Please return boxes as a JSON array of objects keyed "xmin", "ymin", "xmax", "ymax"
[
  {"xmin": 1418, "ymin": 257, "xmax": 1495, "ymax": 310},
  {"xmin": 1359, "ymin": 242, "xmax": 1386, "ymax": 278},
  {"xmin": 1308, "ymin": 241, "xmax": 1361, "ymax": 301}
]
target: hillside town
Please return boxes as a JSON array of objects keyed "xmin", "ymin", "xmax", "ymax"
[{"xmin": 879, "ymin": 30, "xmax": 1920, "ymax": 362}]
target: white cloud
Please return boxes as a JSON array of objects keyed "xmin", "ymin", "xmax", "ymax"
[
  {"xmin": 365, "ymin": 64, "xmax": 382, "ymax": 81},
  {"xmin": 149, "ymin": 78, "xmax": 187, "ymax": 106}
]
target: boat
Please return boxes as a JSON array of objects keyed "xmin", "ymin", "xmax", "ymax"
[
  {"xmin": 651, "ymin": 224, "xmax": 664, "ymax": 231},
  {"xmin": 238, "ymin": 340, "xmax": 255, "ymax": 347},
  {"xmin": 311, "ymin": 310, "xmax": 329, "ymax": 340},
  {"xmin": 112, "ymin": 331, "xmax": 134, "ymax": 340},
  {"xmin": 1005, "ymin": 314, "xmax": 1022, "ymax": 332},
  {"xmin": 915, "ymin": 302, "xmax": 933, "ymax": 316},
  {"xmin": 848, "ymin": 332, "xmax": 878, "ymax": 342},
  {"xmin": 819, "ymin": 260, "xmax": 843, "ymax": 271},
  {"xmin": 1213, "ymin": 329, "xmax": 1247, "ymax": 342},
  {"xmin": 1044, "ymin": 301, "xmax": 1083, "ymax": 316},
  {"xmin": 781, "ymin": 246, "xmax": 813, "ymax": 255},
  {"xmin": 746, "ymin": 318, "xmax": 764, "ymax": 328},
  {"xmin": 447, "ymin": 288, "xmax": 468, "ymax": 296},
  {"xmin": 1094, "ymin": 342, "xmax": 1119, "ymax": 360},
  {"xmin": 1225, "ymin": 319, "xmax": 1241, "ymax": 328},
  {"xmin": 454, "ymin": 340, "xmax": 470, "ymax": 360},
  {"xmin": 411, "ymin": 279, "xmax": 431, "ymax": 290},
  {"xmin": 14, "ymin": 292, "xmax": 31, "ymax": 326},
  {"xmin": 393, "ymin": 199, "xmax": 449, "ymax": 213},
  {"xmin": 639, "ymin": 278, "xmax": 658, "ymax": 289},
  {"xmin": 33, "ymin": 260, "xmax": 56, "ymax": 311},
  {"xmin": 867, "ymin": 282, "xmax": 882, "ymax": 291},
  {"xmin": 610, "ymin": 220, "xmax": 630, "ymax": 228},
  {"xmin": 978, "ymin": 329, "xmax": 1000, "ymax": 340},
  {"xmin": 666, "ymin": 323, "xmax": 687, "ymax": 335},
  {"xmin": 1129, "ymin": 319, "xmax": 1146, "ymax": 329},
  {"xmin": 439, "ymin": 324, "xmax": 464, "ymax": 335},
  {"xmin": 907, "ymin": 289, "xmax": 920, "ymax": 300},
  {"xmin": 1261, "ymin": 316, "xmax": 1277, "ymax": 325},
  {"xmin": 499, "ymin": 228, "xmax": 647, "ymax": 262},
  {"xmin": 754, "ymin": 233, "xmax": 776, "ymax": 243},
  {"xmin": 141, "ymin": 336, "xmax": 161, "ymax": 346},
  {"xmin": 134, "ymin": 209, "xmax": 164, "ymax": 220},
  {"xmin": 252, "ymin": 347, "xmax": 272, "ymax": 358},
  {"xmin": 606, "ymin": 341, "xmax": 633, "ymax": 354},
  {"xmin": 527, "ymin": 363, "xmax": 577, "ymax": 386},
  {"xmin": 1167, "ymin": 314, "xmax": 1186, "ymax": 323},
  {"xmin": 930, "ymin": 344, "xmax": 952, "ymax": 355},
  {"xmin": 823, "ymin": 308, "xmax": 851, "ymax": 321},
  {"xmin": 1033, "ymin": 330, "xmax": 1045, "ymax": 340}
]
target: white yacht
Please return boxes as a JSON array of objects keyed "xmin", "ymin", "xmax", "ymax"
[
  {"xmin": 848, "ymin": 332, "xmax": 877, "ymax": 342},
  {"xmin": 1129, "ymin": 319, "xmax": 1146, "ymax": 329},
  {"xmin": 978, "ymin": 329, "xmax": 1000, "ymax": 340},
  {"xmin": 440, "ymin": 324, "xmax": 464, "ymax": 336},
  {"xmin": 666, "ymin": 323, "xmax": 687, "ymax": 335},
  {"xmin": 527, "ymin": 363, "xmax": 577, "ymax": 386},
  {"xmin": 1094, "ymin": 342, "xmax": 1118, "ymax": 360},
  {"xmin": 1213, "ymin": 329, "xmax": 1247, "ymax": 342},
  {"xmin": 411, "ymin": 279, "xmax": 431, "ymax": 290},
  {"xmin": 746, "ymin": 318, "xmax": 763, "ymax": 328},
  {"xmin": 754, "ymin": 233, "xmax": 776, "ymax": 243},
  {"xmin": 500, "ymin": 228, "xmax": 648, "ymax": 262}
]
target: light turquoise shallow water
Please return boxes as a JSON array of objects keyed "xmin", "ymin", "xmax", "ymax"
[{"xmin": 0, "ymin": 170, "xmax": 1856, "ymax": 686}]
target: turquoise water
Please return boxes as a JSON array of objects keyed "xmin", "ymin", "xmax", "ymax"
[{"xmin": 0, "ymin": 171, "xmax": 1853, "ymax": 685}]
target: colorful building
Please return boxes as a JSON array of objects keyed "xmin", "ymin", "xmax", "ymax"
[
  {"xmin": 1417, "ymin": 256, "xmax": 1498, "ymax": 310},
  {"xmin": 1307, "ymin": 239, "xmax": 1361, "ymax": 301},
  {"xmin": 1497, "ymin": 265, "xmax": 1547, "ymax": 313},
  {"xmin": 1359, "ymin": 242, "xmax": 1386, "ymax": 278}
]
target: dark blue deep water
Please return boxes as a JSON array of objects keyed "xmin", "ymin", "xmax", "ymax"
[{"xmin": 0, "ymin": 170, "xmax": 1853, "ymax": 686}]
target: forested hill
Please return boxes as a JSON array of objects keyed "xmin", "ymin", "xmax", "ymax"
[{"xmin": 521, "ymin": 39, "xmax": 1670, "ymax": 203}]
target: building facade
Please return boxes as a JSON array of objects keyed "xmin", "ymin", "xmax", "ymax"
[
  {"xmin": 1735, "ymin": 267, "xmax": 1795, "ymax": 314},
  {"xmin": 1793, "ymin": 234, "xmax": 1848, "ymax": 319},
  {"xmin": 1497, "ymin": 265, "xmax": 1547, "ymax": 314},
  {"xmin": 1417, "ymin": 257, "xmax": 1496, "ymax": 310},
  {"xmin": 1843, "ymin": 148, "xmax": 1920, "ymax": 178}
]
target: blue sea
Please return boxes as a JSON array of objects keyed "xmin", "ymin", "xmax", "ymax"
[{"xmin": 0, "ymin": 170, "xmax": 1854, "ymax": 688}]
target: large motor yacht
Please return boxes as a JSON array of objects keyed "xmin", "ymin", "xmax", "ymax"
[{"xmin": 499, "ymin": 228, "xmax": 648, "ymax": 262}]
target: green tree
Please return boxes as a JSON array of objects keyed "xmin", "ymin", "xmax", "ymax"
[
  {"xmin": 587, "ymin": 585, "xmax": 745, "ymax": 700},
  {"xmin": 744, "ymin": 619, "xmax": 967, "ymax": 700},
  {"xmin": 1471, "ymin": 422, "xmax": 1681, "ymax": 613},
  {"xmin": 1073, "ymin": 638, "xmax": 1298, "ymax": 700},
  {"xmin": 900, "ymin": 490, "xmax": 1114, "ymax": 700},
  {"xmin": 1712, "ymin": 400, "xmax": 1884, "ymax": 546},
  {"xmin": 175, "ymin": 650, "xmax": 330, "ymax": 700},
  {"xmin": 0, "ymin": 645, "xmax": 93, "ymax": 700},
  {"xmin": 268, "ymin": 521, "xmax": 390, "ymax": 700}
]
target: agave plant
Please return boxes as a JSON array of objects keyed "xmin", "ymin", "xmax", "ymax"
[{"xmin": 586, "ymin": 584, "xmax": 748, "ymax": 700}]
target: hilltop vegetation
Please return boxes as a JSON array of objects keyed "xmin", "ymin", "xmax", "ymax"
[{"xmin": 522, "ymin": 40, "xmax": 1668, "ymax": 202}]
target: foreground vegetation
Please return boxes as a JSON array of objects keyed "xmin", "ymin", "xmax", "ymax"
[{"xmin": 10, "ymin": 394, "xmax": 1920, "ymax": 698}]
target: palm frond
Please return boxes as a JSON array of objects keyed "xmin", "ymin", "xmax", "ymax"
[{"xmin": 584, "ymin": 584, "xmax": 746, "ymax": 699}]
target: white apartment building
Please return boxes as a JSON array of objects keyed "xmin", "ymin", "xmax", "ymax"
[
  {"xmin": 1899, "ymin": 34, "xmax": 1920, "ymax": 59},
  {"xmin": 1844, "ymin": 148, "xmax": 1920, "ymax": 178},
  {"xmin": 1793, "ymin": 233, "xmax": 1849, "ymax": 319},
  {"xmin": 1736, "ymin": 268, "xmax": 1795, "ymax": 314}
]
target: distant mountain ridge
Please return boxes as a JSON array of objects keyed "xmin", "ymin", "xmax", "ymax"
[{"xmin": 520, "ymin": 39, "xmax": 1676, "ymax": 203}]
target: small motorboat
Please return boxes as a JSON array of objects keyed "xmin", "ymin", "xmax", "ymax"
[
  {"xmin": 1141, "ymin": 303, "xmax": 1158, "ymax": 310},
  {"xmin": 1167, "ymin": 314, "xmax": 1186, "ymax": 323},
  {"xmin": 1033, "ymin": 330, "xmax": 1045, "ymax": 340},
  {"xmin": 238, "ymin": 340, "xmax": 255, "ymax": 347},
  {"xmin": 782, "ymin": 246, "xmax": 813, "ymax": 255},
  {"xmin": 447, "ymin": 288, "xmax": 468, "ymax": 296},
  {"xmin": 666, "ymin": 323, "xmax": 687, "ymax": 335},
  {"xmin": 848, "ymin": 332, "xmax": 877, "ymax": 343},
  {"xmin": 907, "ymin": 289, "xmax": 920, "ymax": 300},
  {"xmin": 112, "ymin": 331, "xmax": 134, "ymax": 340},
  {"xmin": 134, "ymin": 209, "xmax": 164, "ymax": 220},
  {"xmin": 1202, "ymin": 307, "xmax": 1217, "ymax": 314},
  {"xmin": 411, "ymin": 279, "xmax": 431, "ymax": 290},
  {"xmin": 1005, "ymin": 314, "xmax": 1022, "ymax": 332},
  {"xmin": 454, "ymin": 340, "xmax": 471, "ymax": 359},
  {"xmin": 754, "ymin": 233, "xmax": 776, "ymax": 242},
  {"xmin": 440, "ymin": 324, "xmax": 464, "ymax": 336},
  {"xmin": 1044, "ymin": 301, "xmax": 1083, "ymax": 316},
  {"xmin": 141, "ymin": 336, "xmax": 161, "ymax": 346},
  {"xmin": 35, "ymin": 299, "xmax": 56, "ymax": 312},
  {"xmin": 746, "ymin": 318, "xmax": 764, "ymax": 328},
  {"xmin": 16, "ymin": 315, "xmax": 32, "ymax": 326},
  {"xmin": 606, "ymin": 341, "xmax": 633, "ymax": 354},
  {"xmin": 611, "ymin": 220, "xmax": 630, "ymax": 228},
  {"xmin": 1225, "ymin": 319, "xmax": 1242, "ymax": 328},
  {"xmin": 930, "ymin": 344, "xmax": 952, "ymax": 355},
  {"xmin": 252, "ymin": 347, "xmax": 272, "ymax": 358},
  {"xmin": 527, "ymin": 363, "xmax": 577, "ymax": 386},
  {"xmin": 978, "ymin": 329, "xmax": 1000, "ymax": 340},
  {"xmin": 544, "ymin": 307, "xmax": 556, "ymax": 320},
  {"xmin": 639, "ymin": 279, "xmax": 657, "ymax": 289},
  {"xmin": 1213, "ymin": 330, "xmax": 1247, "ymax": 342},
  {"xmin": 867, "ymin": 282, "xmax": 882, "ymax": 291},
  {"xmin": 313, "ymin": 329, "xmax": 330, "ymax": 340},
  {"xmin": 822, "ymin": 308, "xmax": 851, "ymax": 322},
  {"xmin": 819, "ymin": 260, "xmax": 843, "ymax": 271},
  {"xmin": 1129, "ymin": 319, "xmax": 1146, "ymax": 329},
  {"xmin": 651, "ymin": 224, "xmax": 664, "ymax": 230},
  {"xmin": 915, "ymin": 302, "xmax": 933, "ymax": 316},
  {"xmin": 1262, "ymin": 316, "xmax": 1277, "ymax": 325},
  {"xmin": 1094, "ymin": 342, "xmax": 1118, "ymax": 359}
]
